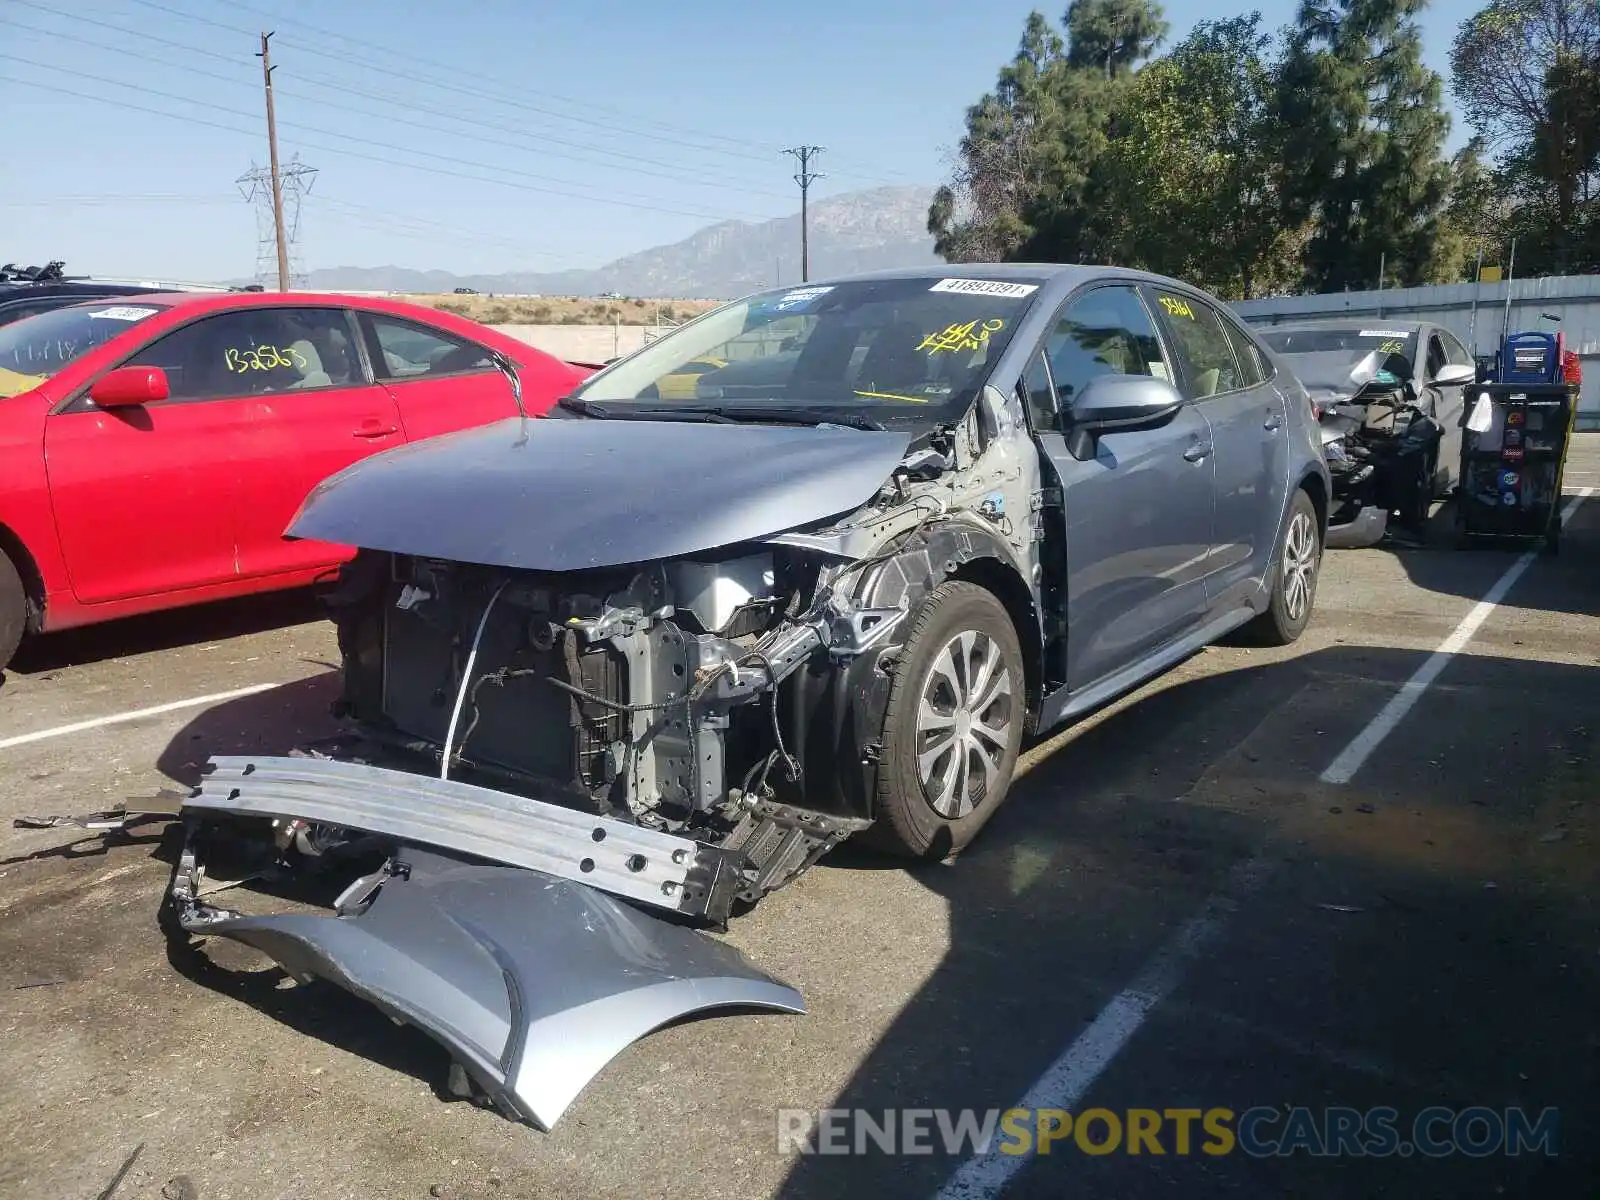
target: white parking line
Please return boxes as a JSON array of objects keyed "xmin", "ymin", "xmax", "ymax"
[
  {"xmin": 1320, "ymin": 488, "xmax": 1591, "ymax": 785},
  {"xmin": 0, "ymin": 682, "xmax": 282, "ymax": 752},
  {"xmin": 933, "ymin": 857, "xmax": 1272, "ymax": 1200}
]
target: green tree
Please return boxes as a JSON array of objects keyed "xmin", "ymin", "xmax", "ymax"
[
  {"xmin": 1450, "ymin": 0, "xmax": 1600, "ymax": 270},
  {"xmin": 1091, "ymin": 14, "xmax": 1305, "ymax": 296},
  {"xmin": 928, "ymin": 12, "xmax": 1066, "ymax": 261},
  {"xmin": 1015, "ymin": 0, "xmax": 1168, "ymax": 260},
  {"xmin": 930, "ymin": 2, "xmax": 1166, "ymax": 265},
  {"xmin": 1277, "ymin": 0, "xmax": 1453, "ymax": 290}
]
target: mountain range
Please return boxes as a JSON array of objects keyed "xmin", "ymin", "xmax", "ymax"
[{"xmin": 294, "ymin": 185, "xmax": 942, "ymax": 299}]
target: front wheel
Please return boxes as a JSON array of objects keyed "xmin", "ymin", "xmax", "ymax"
[
  {"xmin": 870, "ymin": 581, "xmax": 1025, "ymax": 859},
  {"xmin": 0, "ymin": 550, "xmax": 26, "ymax": 674},
  {"xmin": 1244, "ymin": 489, "xmax": 1321, "ymax": 646}
]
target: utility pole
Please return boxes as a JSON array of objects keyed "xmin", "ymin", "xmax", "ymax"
[
  {"xmin": 257, "ymin": 31, "xmax": 290, "ymax": 292},
  {"xmin": 781, "ymin": 146, "xmax": 824, "ymax": 282}
]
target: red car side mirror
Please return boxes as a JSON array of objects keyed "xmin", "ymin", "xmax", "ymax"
[{"xmin": 90, "ymin": 365, "xmax": 170, "ymax": 408}]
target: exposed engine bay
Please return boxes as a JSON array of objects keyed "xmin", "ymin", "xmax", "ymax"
[
  {"xmin": 1314, "ymin": 356, "xmax": 1442, "ymax": 547},
  {"xmin": 137, "ymin": 379, "xmax": 1045, "ymax": 1130}
]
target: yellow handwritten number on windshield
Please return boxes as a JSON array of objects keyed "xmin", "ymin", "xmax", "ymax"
[
  {"xmin": 1377, "ymin": 338, "xmax": 1406, "ymax": 355},
  {"xmin": 919, "ymin": 318, "xmax": 1004, "ymax": 354},
  {"xmin": 225, "ymin": 344, "xmax": 308, "ymax": 373},
  {"xmin": 1159, "ymin": 296, "xmax": 1195, "ymax": 319}
]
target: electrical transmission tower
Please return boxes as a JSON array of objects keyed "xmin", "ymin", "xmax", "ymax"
[
  {"xmin": 781, "ymin": 145, "xmax": 824, "ymax": 282},
  {"xmin": 238, "ymin": 155, "xmax": 316, "ymax": 287}
]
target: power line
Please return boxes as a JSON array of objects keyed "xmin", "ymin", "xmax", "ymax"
[
  {"xmin": 0, "ymin": 14, "xmax": 795, "ymax": 204},
  {"xmin": 0, "ymin": 58, "xmax": 775, "ymax": 225},
  {"xmin": 114, "ymin": 0, "xmax": 905, "ymax": 182},
  {"xmin": 782, "ymin": 146, "xmax": 825, "ymax": 282},
  {"xmin": 0, "ymin": 13, "xmax": 797, "ymax": 200}
]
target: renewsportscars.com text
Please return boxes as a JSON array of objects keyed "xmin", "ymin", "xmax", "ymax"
[{"xmin": 776, "ymin": 1106, "xmax": 1559, "ymax": 1158}]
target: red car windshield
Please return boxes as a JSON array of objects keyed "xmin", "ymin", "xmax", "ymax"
[{"xmin": 0, "ymin": 302, "xmax": 164, "ymax": 397}]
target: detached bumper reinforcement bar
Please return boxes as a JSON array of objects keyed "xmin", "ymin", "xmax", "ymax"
[{"xmin": 188, "ymin": 755, "xmax": 745, "ymax": 922}]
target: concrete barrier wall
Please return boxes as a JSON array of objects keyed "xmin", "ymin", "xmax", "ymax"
[{"xmin": 493, "ymin": 324, "xmax": 654, "ymax": 363}]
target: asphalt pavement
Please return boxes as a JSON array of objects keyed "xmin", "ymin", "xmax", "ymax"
[{"xmin": 1, "ymin": 437, "xmax": 1597, "ymax": 1200}]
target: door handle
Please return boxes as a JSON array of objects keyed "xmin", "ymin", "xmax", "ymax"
[
  {"xmin": 353, "ymin": 423, "xmax": 398, "ymax": 439},
  {"xmin": 1183, "ymin": 442, "xmax": 1212, "ymax": 463}
]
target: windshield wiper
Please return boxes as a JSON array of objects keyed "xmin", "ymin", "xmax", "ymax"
[
  {"xmin": 555, "ymin": 397, "xmax": 882, "ymax": 430},
  {"xmin": 679, "ymin": 405, "xmax": 885, "ymax": 430}
]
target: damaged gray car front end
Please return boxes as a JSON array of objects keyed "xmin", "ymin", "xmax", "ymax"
[{"xmin": 166, "ymin": 270, "xmax": 1054, "ymax": 1129}]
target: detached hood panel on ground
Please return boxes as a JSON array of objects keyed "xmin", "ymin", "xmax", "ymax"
[
  {"xmin": 287, "ymin": 416, "xmax": 914, "ymax": 572},
  {"xmin": 192, "ymin": 848, "xmax": 804, "ymax": 1130}
]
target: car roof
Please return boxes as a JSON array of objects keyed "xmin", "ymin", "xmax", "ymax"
[{"xmin": 792, "ymin": 261, "xmax": 1204, "ymax": 294}]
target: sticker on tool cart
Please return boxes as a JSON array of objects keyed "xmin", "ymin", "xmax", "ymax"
[
  {"xmin": 1508, "ymin": 411, "xmax": 1525, "ymax": 425},
  {"xmin": 1501, "ymin": 492, "xmax": 1518, "ymax": 505},
  {"xmin": 928, "ymin": 278, "xmax": 1039, "ymax": 298},
  {"xmin": 1504, "ymin": 428, "xmax": 1523, "ymax": 446},
  {"xmin": 773, "ymin": 286, "xmax": 832, "ymax": 310},
  {"xmin": 88, "ymin": 305, "xmax": 159, "ymax": 321},
  {"xmin": 1359, "ymin": 329, "xmax": 1411, "ymax": 338},
  {"xmin": 1500, "ymin": 470, "xmax": 1520, "ymax": 489},
  {"xmin": 1503, "ymin": 447, "xmax": 1524, "ymax": 461}
]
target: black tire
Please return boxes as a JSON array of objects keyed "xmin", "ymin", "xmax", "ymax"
[
  {"xmin": 1244, "ymin": 488, "xmax": 1321, "ymax": 646},
  {"xmin": 0, "ymin": 550, "xmax": 26, "ymax": 673},
  {"xmin": 870, "ymin": 581, "xmax": 1025, "ymax": 860}
]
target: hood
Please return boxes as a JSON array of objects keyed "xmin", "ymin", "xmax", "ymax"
[
  {"xmin": 1284, "ymin": 350, "xmax": 1409, "ymax": 399},
  {"xmin": 288, "ymin": 415, "xmax": 914, "ymax": 572}
]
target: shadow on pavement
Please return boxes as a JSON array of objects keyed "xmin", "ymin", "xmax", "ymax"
[
  {"xmin": 155, "ymin": 671, "xmax": 343, "ymax": 787},
  {"xmin": 1364, "ymin": 490, "xmax": 1600, "ymax": 620},
  {"xmin": 5, "ymin": 587, "xmax": 325, "ymax": 678},
  {"xmin": 775, "ymin": 644, "xmax": 1598, "ymax": 1200}
]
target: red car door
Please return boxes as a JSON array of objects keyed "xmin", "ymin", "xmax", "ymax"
[
  {"xmin": 217, "ymin": 306, "xmax": 408, "ymax": 579},
  {"xmin": 43, "ymin": 312, "xmax": 250, "ymax": 605},
  {"xmin": 357, "ymin": 311, "xmax": 519, "ymax": 440}
]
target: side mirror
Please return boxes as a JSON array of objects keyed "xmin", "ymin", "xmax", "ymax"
[
  {"xmin": 1432, "ymin": 363, "xmax": 1476, "ymax": 387},
  {"xmin": 90, "ymin": 365, "xmax": 169, "ymax": 408},
  {"xmin": 1068, "ymin": 374, "xmax": 1184, "ymax": 433}
]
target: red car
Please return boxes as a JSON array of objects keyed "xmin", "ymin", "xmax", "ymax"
[{"xmin": 0, "ymin": 291, "xmax": 592, "ymax": 670}]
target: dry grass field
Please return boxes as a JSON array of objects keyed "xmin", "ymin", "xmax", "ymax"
[{"xmin": 402, "ymin": 293, "xmax": 724, "ymax": 326}]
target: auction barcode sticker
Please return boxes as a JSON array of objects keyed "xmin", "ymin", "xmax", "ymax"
[
  {"xmin": 929, "ymin": 278, "xmax": 1039, "ymax": 298},
  {"xmin": 88, "ymin": 306, "xmax": 160, "ymax": 321}
]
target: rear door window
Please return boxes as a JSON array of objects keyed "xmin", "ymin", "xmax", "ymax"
[
  {"xmin": 1219, "ymin": 314, "xmax": 1271, "ymax": 387},
  {"xmin": 1148, "ymin": 290, "xmax": 1243, "ymax": 399},
  {"xmin": 363, "ymin": 315, "xmax": 494, "ymax": 380}
]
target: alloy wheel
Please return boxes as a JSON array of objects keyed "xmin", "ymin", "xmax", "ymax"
[
  {"xmin": 1282, "ymin": 510, "xmax": 1318, "ymax": 623},
  {"xmin": 914, "ymin": 629, "xmax": 1016, "ymax": 818}
]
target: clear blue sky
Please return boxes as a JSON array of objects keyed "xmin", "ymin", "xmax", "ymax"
[{"xmin": 0, "ymin": 0, "xmax": 1477, "ymax": 283}]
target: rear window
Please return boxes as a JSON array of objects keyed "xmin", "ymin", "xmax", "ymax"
[
  {"xmin": 0, "ymin": 302, "xmax": 163, "ymax": 397},
  {"xmin": 1260, "ymin": 327, "xmax": 1416, "ymax": 359}
]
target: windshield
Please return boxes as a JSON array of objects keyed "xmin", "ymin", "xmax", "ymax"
[
  {"xmin": 0, "ymin": 302, "xmax": 164, "ymax": 398},
  {"xmin": 571, "ymin": 275, "xmax": 1045, "ymax": 423}
]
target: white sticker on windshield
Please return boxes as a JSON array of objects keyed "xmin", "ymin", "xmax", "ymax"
[
  {"xmin": 1358, "ymin": 329, "xmax": 1411, "ymax": 338},
  {"xmin": 88, "ymin": 305, "xmax": 159, "ymax": 321},
  {"xmin": 773, "ymin": 286, "xmax": 832, "ymax": 310},
  {"xmin": 929, "ymin": 278, "xmax": 1039, "ymax": 298}
]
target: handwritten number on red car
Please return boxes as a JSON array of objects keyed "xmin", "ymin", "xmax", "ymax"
[{"xmin": 225, "ymin": 344, "xmax": 308, "ymax": 374}]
